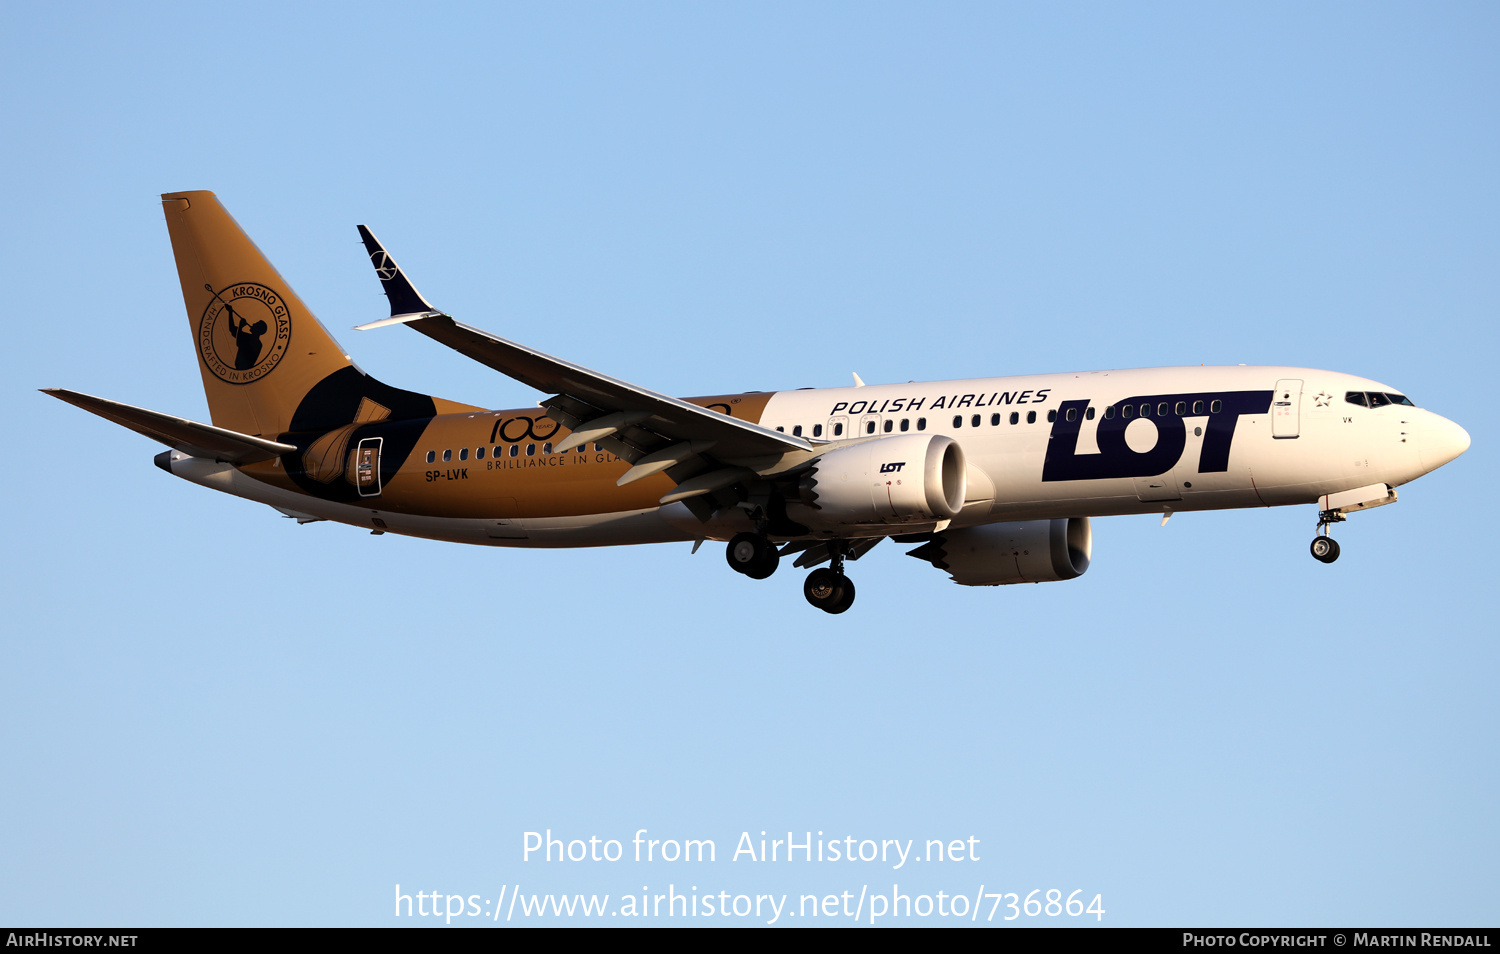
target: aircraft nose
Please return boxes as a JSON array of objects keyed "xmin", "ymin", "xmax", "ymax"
[{"xmin": 1419, "ymin": 413, "xmax": 1471, "ymax": 472}]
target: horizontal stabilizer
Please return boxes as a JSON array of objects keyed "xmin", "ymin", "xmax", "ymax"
[{"xmin": 42, "ymin": 388, "xmax": 296, "ymax": 464}]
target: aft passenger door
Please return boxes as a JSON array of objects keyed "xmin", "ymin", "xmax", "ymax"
[{"xmin": 354, "ymin": 437, "xmax": 382, "ymax": 497}]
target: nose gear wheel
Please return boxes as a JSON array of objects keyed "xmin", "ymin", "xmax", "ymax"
[{"xmin": 1310, "ymin": 535, "xmax": 1340, "ymax": 563}]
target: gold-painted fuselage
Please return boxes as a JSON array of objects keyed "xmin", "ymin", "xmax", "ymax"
[{"xmin": 241, "ymin": 392, "xmax": 774, "ymax": 523}]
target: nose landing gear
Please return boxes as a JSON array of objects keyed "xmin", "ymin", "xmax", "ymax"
[{"xmin": 1310, "ymin": 509, "xmax": 1345, "ymax": 564}]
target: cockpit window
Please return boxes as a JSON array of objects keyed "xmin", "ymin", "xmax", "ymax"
[{"xmin": 1346, "ymin": 391, "xmax": 1417, "ymax": 409}]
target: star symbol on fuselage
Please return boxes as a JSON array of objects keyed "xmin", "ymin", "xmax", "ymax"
[{"xmin": 1314, "ymin": 391, "xmax": 1332, "ymax": 407}]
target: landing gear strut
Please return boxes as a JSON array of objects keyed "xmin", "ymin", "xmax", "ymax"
[
  {"xmin": 803, "ymin": 541, "xmax": 856, "ymax": 614},
  {"xmin": 1311, "ymin": 509, "xmax": 1344, "ymax": 564},
  {"xmin": 726, "ymin": 532, "xmax": 779, "ymax": 579}
]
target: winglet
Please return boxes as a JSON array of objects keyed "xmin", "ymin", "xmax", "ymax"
[
  {"xmin": 355, "ymin": 225, "xmax": 445, "ymax": 329},
  {"xmin": 852, "ymin": 372, "xmax": 866, "ymax": 388}
]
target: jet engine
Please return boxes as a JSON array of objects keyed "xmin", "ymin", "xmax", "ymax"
[
  {"xmin": 785, "ymin": 434, "xmax": 966, "ymax": 529},
  {"xmin": 906, "ymin": 518, "xmax": 1092, "ymax": 586}
]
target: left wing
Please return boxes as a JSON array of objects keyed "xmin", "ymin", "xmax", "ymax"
[{"xmin": 352, "ymin": 227, "xmax": 817, "ymax": 517}]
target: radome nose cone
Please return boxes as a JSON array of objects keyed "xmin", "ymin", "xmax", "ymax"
[{"xmin": 1421, "ymin": 415, "xmax": 1471, "ymax": 471}]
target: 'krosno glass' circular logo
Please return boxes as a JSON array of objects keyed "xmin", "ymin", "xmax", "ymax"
[{"xmin": 198, "ymin": 283, "xmax": 292, "ymax": 384}]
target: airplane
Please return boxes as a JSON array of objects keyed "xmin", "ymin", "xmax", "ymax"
[{"xmin": 44, "ymin": 191, "xmax": 1471, "ymax": 613}]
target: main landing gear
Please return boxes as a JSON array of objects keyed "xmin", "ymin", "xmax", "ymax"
[
  {"xmin": 804, "ymin": 565, "xmax": 856, "ymax": 614},
  {"xmin": 1310, "ymin": 509, "xmax": 1344, "ymax": 564},
  {"xmin": 802, "ymin": 540, "xmax": 855, "ymax": 614},
  {"xmin": 724, "ymin": 533, "xmax": 858, "ymax": 614},
  {"xmin": 725, "ymin": 531, "xmax": 779, "ymax": 579}
]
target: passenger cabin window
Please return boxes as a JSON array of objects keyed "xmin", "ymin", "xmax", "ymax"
[
  {"xmin": 834, "ymin": 423, "xmax": 844, "ymax": 436},
  {"xmin": 1193, "ymin": 400, "xmax": 1204, "ymax": 414},
  {"xmin": 425, "ymin": 451, "xmax": 435, "ymax": 464},
  {"xmin": 883, "ymin": 419, "xmax": 893, "ymax": 433},
  {"xmin": 991, "ymin": 413, "xmax": 1000, "ymax": 426},
  {"xmin": 1085, "ymin": 407, "xmax": 1096, "ymax": 421},
  {"xmin": 953, "ymin": 415, "xmax": 963, "ymax": 428},
  {"xmin": 459, "ymin": 448, "xmax": 468, "ymax": 461},
  {"xmin": 1104, "ymin": 407, "xmax": 1115, "ymax": 420},
  {"xmin": 1210, "ymin": 400, "xmax": 1222, "ymax": 413},
  {"xmin": 813, "ymin": 424, "xmax": 823, "ymax": 437},
  {"xmin": 1047, "ymin": 410, "xmax": 1057, "ymax": 423},
  {"xmin": 476, "ymin": 447, "xmax": 485, "ymax": 460},
  {"xmin": 792, "ymin": 425, "xmax": 802, "ymax": 437},
  {"xmin": 1026, "ymin": 410, "xmax": 1036, "ymax": 424},
  {"xmin": 776, "ymin": 426, "xmax": 785, "ymax": 432},
  {"xmin": 971, "ymin": 414, "xmax": 980, "ymax": 427},
  {"xmin": 1175, "ymin": 401, "xmax": 1186, "ymax": 415},
  {"xmin": 900, "ymin": 418, "xmax": 910, "ymax": 432},
  {"xmin": 509, "ymin": 444, "xmax": 519, "ymax": 457},
  {"xmin": 1158, "ymin": 402, "xmax": 1169, "ymax": 417},
  {"xmin": 443, "ymin": 449, "xmax": 452, "ymax": 462},
  {"xmin": 543, "ymin": 442, "xmax": 553, "ymax": 454},
  {"xmin": 1121, "ymin": 405, "xmax": 1134, "ymax": 419},
  {"xmin": 493, "ymin": 446, "xmax": 502, "ymax": 457},
  {"xmin": 525, "ymin": 444, "xmax": 536, "ymax": 456},
  {"xmin": 866, "ymin": 420, "xmax": 876, "ymax": 434},
  {"xmin": 1009, "ymin": 411, "xmax": 1019, "ymax": 425},
  {"xmin": 1065, "ymin": 408, "xmax": 1077, "ymax": 422},
  {"xmin": 917, "ymin": 418, "xmax": 927, "ymax": 431}
]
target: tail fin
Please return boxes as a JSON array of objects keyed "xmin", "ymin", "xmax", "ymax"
[{"xmin": 162, "ymin": 191, "xmax": 359, "ymax": 437}]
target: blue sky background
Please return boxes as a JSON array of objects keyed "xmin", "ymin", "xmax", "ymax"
[{"xmin": 2, "ymin": 2, "xmax": 1496, "ymax": 927}]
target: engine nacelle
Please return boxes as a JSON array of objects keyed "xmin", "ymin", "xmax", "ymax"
[
  {"xmin": 787, "ymin": 434, "xmax": 966, "ymax": 529},
  {"xmin": 907, "ymin": 518, "xmax": 1092, "ymax": 586}
]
